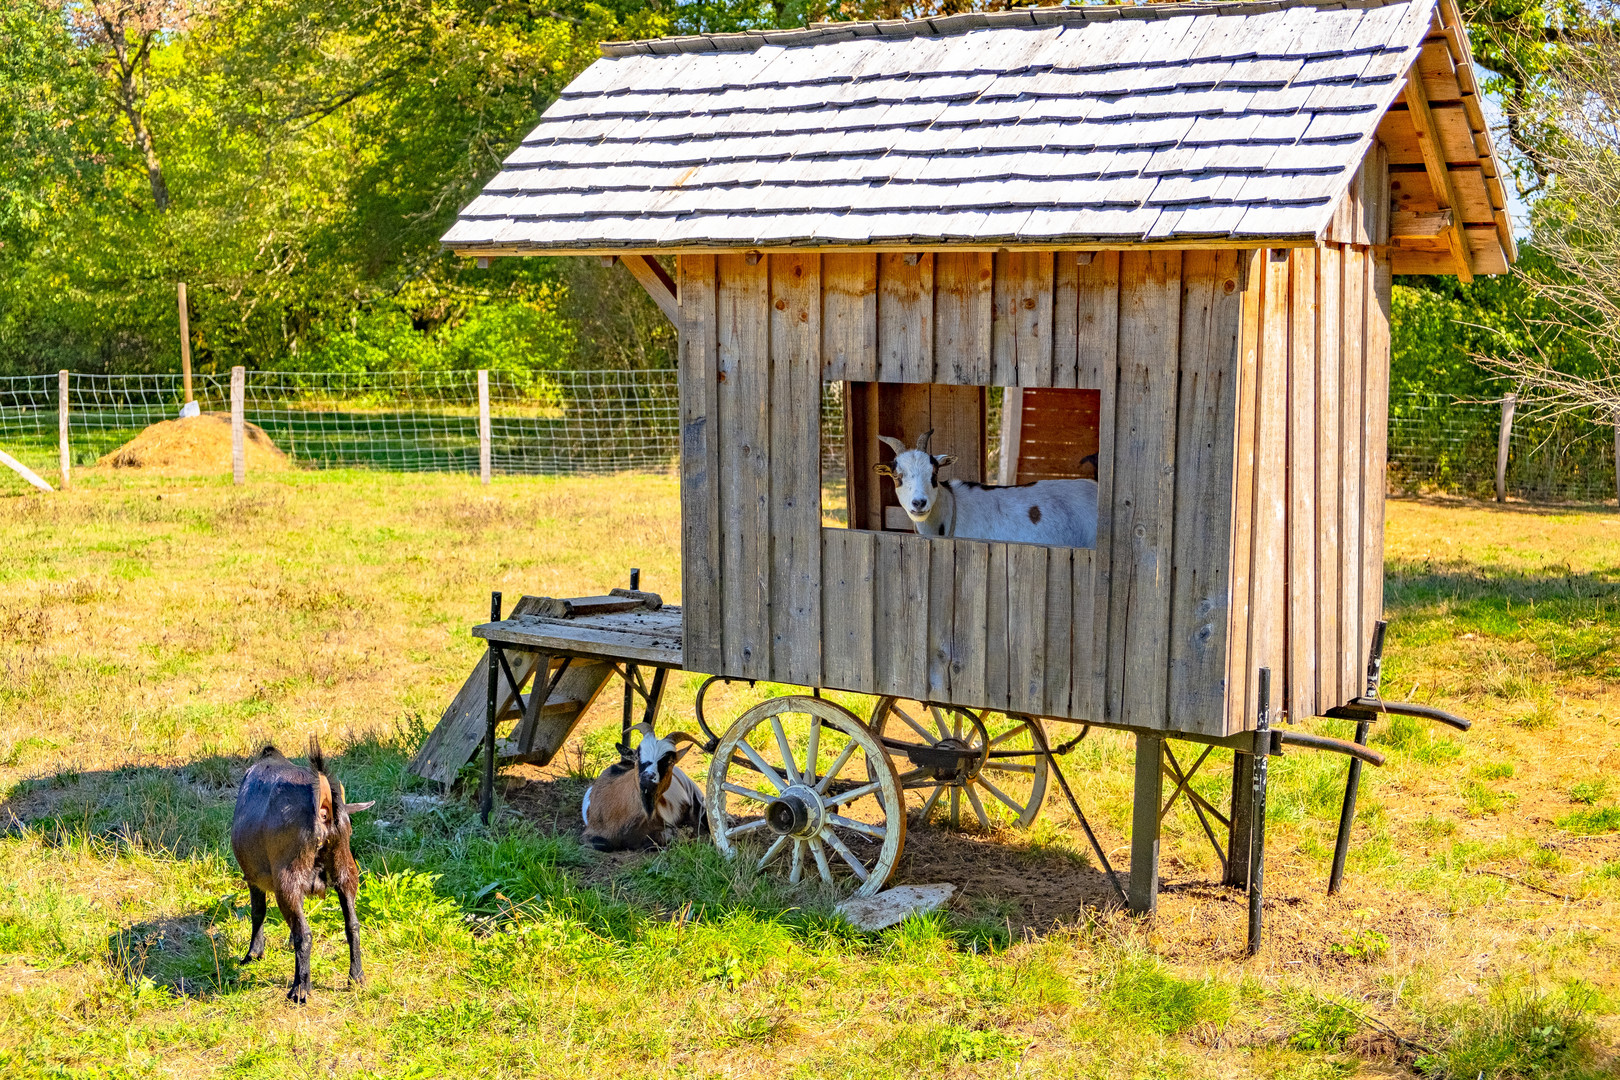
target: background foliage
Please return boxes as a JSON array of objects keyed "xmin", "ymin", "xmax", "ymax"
[{"xmin": 0, "ymin": 0, "xmax": 1604, "ymax": 398}]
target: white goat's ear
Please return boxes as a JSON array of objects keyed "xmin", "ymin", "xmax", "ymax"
[
  {"xmin": 673, "ymin": 743, "xmax": 692, "ymax": 764},
  {"xmin": 345, "ymin": 800, "xmax": 376, "ymax": 814},
  {"xmin": 873, "ymin": 462, "xmax": 894, "ymax": 478},
  {"xmin": 877, "ymin": 435, "xmax": 906, "ymax": 457},
  {"xmin": 934, "ymin": 453, "xmax": 956, "ymax": 468}
]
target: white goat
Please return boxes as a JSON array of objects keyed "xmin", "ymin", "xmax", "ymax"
[
  {"xmin": 875, "ymin": 431, "xmax": 1098, "ymax": 548},
  {"xmin": 581, "ymin": 722, "xmax": 706, "ymax": 851}
]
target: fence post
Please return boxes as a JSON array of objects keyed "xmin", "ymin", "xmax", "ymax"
[
  {"xmin": 57, "ymin": 370, "xmax": 70, "ymax": 490},
  {"xmin": 178, "ymin": 283, "xmax": 194, "ymax": 404},
  {"xmin": 478, "ymin": 369, "xmax": 491, "ymax": 485},
  {"xmin": 1495, "ymin": 392, "xmax": 1516, "ymax": 503},
  {"xmin": 231, "ymin": 366, "xmax": 245, "ymax": 485},
  {"xmin": 1613, "ymin": 410, "xmax": 1620, "ymax": 508}
]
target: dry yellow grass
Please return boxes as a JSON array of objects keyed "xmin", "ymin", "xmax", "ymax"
[{"xmin": 0, "ymin": 473, "xmax": 1614, "ymax": 1078}]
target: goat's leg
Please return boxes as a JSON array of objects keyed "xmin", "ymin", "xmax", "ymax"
[
  {"xmin": 241, "ymin": 886, "xmax": 267, "ymax": 963},
  {"xmin": 337, "ymin": 881, "xmax": 364, "ymax": 986},
  {"xmin": 275, "ymin": 891, "xmax": 313, "ymax": 1003}
]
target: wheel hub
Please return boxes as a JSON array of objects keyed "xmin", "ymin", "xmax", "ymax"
[{"xmin": 765, "ymin": 784, "xmax": 825, "ymax": 838}]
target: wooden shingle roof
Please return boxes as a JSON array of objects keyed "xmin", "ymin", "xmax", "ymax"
[{"xmin": 444, "ymin": 0, "xmax": 1505, "ymax": 263}]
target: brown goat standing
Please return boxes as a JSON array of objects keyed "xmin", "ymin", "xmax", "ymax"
[{"xmin": 231, "ymin": 738, "xmax": 373, "ymax": 1002}]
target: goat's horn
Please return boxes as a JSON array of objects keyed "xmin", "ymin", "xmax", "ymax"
[
  {"xmin": 666, "ymin": 731, "xmax": 702, "ymax": 748},
  {"xmin": 917, "ymin": 428, "xmax": 935, "ymax": 452},
  {"xmin": 877, "ymin": 435, "xmax": 906, "ymax": 456}
]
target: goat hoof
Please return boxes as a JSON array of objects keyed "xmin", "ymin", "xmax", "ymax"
[{"xmin": 286, "ymin": 984, "xmax": 309, "ymax": 1004}]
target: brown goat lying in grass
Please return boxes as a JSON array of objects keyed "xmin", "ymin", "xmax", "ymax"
[
  {"xmin": 582, "ymin": 722, "xmax": 706, "ymax": 851},
  {"xmin": 230, "ymin": 738, "xmax": 373, "ymax": 1003}
]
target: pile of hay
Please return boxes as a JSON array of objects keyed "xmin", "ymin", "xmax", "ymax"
[{"xmin": 98, "ymin": 413, "xmax": 291, "ymax": 472}]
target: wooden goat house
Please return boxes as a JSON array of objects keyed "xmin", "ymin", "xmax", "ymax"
[{"xmin": 445, "ymin": 0, "xmax": 1512, "ymax": 741}]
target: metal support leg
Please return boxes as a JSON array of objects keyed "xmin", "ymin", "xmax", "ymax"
[
  {"xmin": 640, "ymin": 666, "xmax": 669, "ymax": 729},
  {"xmin": 1129, "ymin": 732, "xmax": 1164, "ymax": 915},
  {"xmin": 1224, "ymin": 750, "xmax": 1254, "ymax": 889},
  {"xmin": 622, "ymin": 663, "xmax": 638, "ymax": 741},
  {"xmin": 1329, "ymin": 619, "xmax": 1387, "ymax": 895},
  {"xmin": 481, "ymin": 591, "xmax": 502, "ymax": 826},
  {"xmin": 1247, "ymin": 667, "xmax": 1272, "ymax": 956}
]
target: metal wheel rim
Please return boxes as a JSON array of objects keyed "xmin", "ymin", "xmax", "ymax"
[
  {"xmin": 706, "ymin": 696, "xmax": 906, "ymax": 898},
  {"xmin": 870, "ymin": 698, "xmax": 1050, "ymax": 830}
]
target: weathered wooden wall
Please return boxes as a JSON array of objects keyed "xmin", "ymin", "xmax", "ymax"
[
  {"xmin": 1233, "ymin": 237, "xmax": 1392, "ymax": 734},
  {"xmin": 677, "ymin": 235, "xmax": 1390, "ymax": 735}
]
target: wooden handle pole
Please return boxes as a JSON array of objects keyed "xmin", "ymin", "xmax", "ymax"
[
  {"xmin": 57, "ymin": 370, "xmax": 70, "ymax": 490},
  {"xmin": 478, "ymin": 369, "xmax": 491, "ymax": 485},
  {"xmin": 230, "ymin": 366, "xmax": 245, "ymax": 485},
  {"xmin": 1495, "ymin": 393, "xmax": 1515, "ymax": 503},
  {"xmin": 178, "ymin": 283, "xmax": 193, "ymax": 404}
]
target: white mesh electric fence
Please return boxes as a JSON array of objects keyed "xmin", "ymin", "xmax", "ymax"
[
  {"xmin": 2, "ymin": 371, "xmax": 1614, "ymax": 502},
  {"xmin": 1387, "ymin": 393, "xmax": 1619, "ymax": 503}
]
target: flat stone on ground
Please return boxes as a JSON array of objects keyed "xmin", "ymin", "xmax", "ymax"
[{"xmin": 836, "ymin": 883, "xmax": 956, "ymax": 931}]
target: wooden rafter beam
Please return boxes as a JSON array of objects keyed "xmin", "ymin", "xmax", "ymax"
[
  {"xmin": 1403, "ymin": 63, "xmax": 1474, "ymax": 282},
  {"xmin": 1390, "ymin": 209, "xmax": 1454, "ymax": 239},
  {"xmin": 613, "ymin": 253, "xmax": 680, "ymax": 325}
]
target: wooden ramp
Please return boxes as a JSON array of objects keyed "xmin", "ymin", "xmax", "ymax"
[{"xmin": 408, "ymin": 595, "xmax": 620, "ymax": 785}]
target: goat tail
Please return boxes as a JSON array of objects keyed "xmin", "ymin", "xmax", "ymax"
[{"xmin": 308, "ymin": 734, "xmax": 326, "ymax": 775}]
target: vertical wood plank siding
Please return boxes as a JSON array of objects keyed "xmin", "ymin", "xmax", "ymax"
[
  {"xmin": 1107, "ymin": 251, "xmax": 1183, "ymax": 731},
  {"xmin": 1168, "ymin": 250, "xmax": 1247, "ymax": 736},
  {"xmin": 677, "ymin": 255, "xmax": 721, "ymax": 673},
  {"xmin": 680, "ymin": 207, "xmax": 1394, "ymax": 734},
  {"xmin": 716, "ymin": 254, "xmax": 772, "ymax": 679},
  {"xmin": 769, "ymin": 253, "xmax": 823, "ymax": 686}
]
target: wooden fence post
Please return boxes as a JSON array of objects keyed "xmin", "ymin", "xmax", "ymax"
[
  {"xmin": 178, "ymin": 283, "xmax": 194, "ymax": 404},
  {"xmin": 478, "ymin": 369, "xmax": 491, "ymax": 485},
  {"xmin": 57, "ymin": 370, "xmax": 70, "ymax": 490},
  {"xmin": 1495, "ymin": 392, "xmax": 1516, "ymax": 503},
  {"xmin": 231, "ymin": 366, "xmax": 245, "ymax": 485},
  {"xmin": 1613, "ymin": 410, "xmax": 1620, "ymax": 508}
]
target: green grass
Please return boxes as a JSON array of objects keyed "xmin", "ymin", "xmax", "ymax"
[{"xmin": 0, "ymin": 476, "xmax": 1615, "ymax": 1076}]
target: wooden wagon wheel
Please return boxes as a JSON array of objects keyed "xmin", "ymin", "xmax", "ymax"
[
  {"xmin": 869, "ymin": 698, "xmax": 1050, "ymax": 829},
  {"xmin": 706, "ymin": 696, "xmax": 905, "ymax": 898}
]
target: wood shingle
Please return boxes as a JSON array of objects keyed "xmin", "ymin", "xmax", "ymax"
[{"xmin": 443, "ymin": 0, "xmax": 1509, "ymax": 259}]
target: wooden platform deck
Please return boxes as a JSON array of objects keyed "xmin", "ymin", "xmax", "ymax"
[
  {"xmin": 473, "ymin": 604, "xmax": 683, "ymax": 666},
  {"xmin": 409, "ymin": 597, "xmax": 684, "ymax": 785}
]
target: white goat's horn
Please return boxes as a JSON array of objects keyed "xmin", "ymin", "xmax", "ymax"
[
  {"xmin": 917, "ymin": 428, "xmax": 935, "ymax": 452},
  {"xmin": 877, "ymin": 435, "xmax": 906, "ymax": 456}
]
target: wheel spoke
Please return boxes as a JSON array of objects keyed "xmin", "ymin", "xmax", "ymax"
[
  {"xmin": 950, "ymin": 709, "xmax": 963, "ymax": 740},
  {"xmin": 985, "ymin": 761, "xmax": 1037, "ymax": 775},
  {"xmin": 810, "ymin": 837, "xmax": 834, "ymax": 885},
  {"xmin": 722, "ymin": 781, "xmax": 774, "ymax": 804},
  {"xmin": 919, "ymin": 785, "xmax": 944, "ymax": 822},
  {"xmin": 964, "ymin": 784, "xmax": 991, "ymax": 829},
  {"xmin": 896, "ymin": 710, "xmax": 937, "ymax": 743},
  {"xmin": 770, "ymin": 716, "xmax": 800, "ymax": 786},
  {"xmin": 804, "ymin": 716, "xmax": 820, "ymax": 788},
  {"xmin": 820, "ymin": 829, "xmax": 870, "ymax": 882},
  {"xmin": 828, "ymin": 813, "xmax": 888, "ymax": 840},
  {"xmin": 988, "ymin": 726, "xmax": 1028, "ymax": 748},
  {"xmin": 757, "ymin": 834, "xmax": 789, "ymax": 871},
  {"xmin": 814, "ymin": 740, "xmax": 859, "ymax": 794},
  {"xmin": 950, "ymin": 787, "xmax": 961, "ymax": 827},
  {"xmin": 824, "ymin": 779, "xmax": 883, "ymax": 807},
  {"xmin": 931, "ymin": 707, "xmax": 951, "ymax": 741},
  {"xmin": 789, "ymin": 839, "xmax": 804, "ymax": 884},
  {"xmin": 725, "ymin": 818, "xmax": 770, "ymax": 839},
  {"xmin": 976, "ymin": 774, "xmax": 1029, "ymax": 817},
  {"xmin": 738, "ymin": 740, "xmax": 789, "ymax": 793}
]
